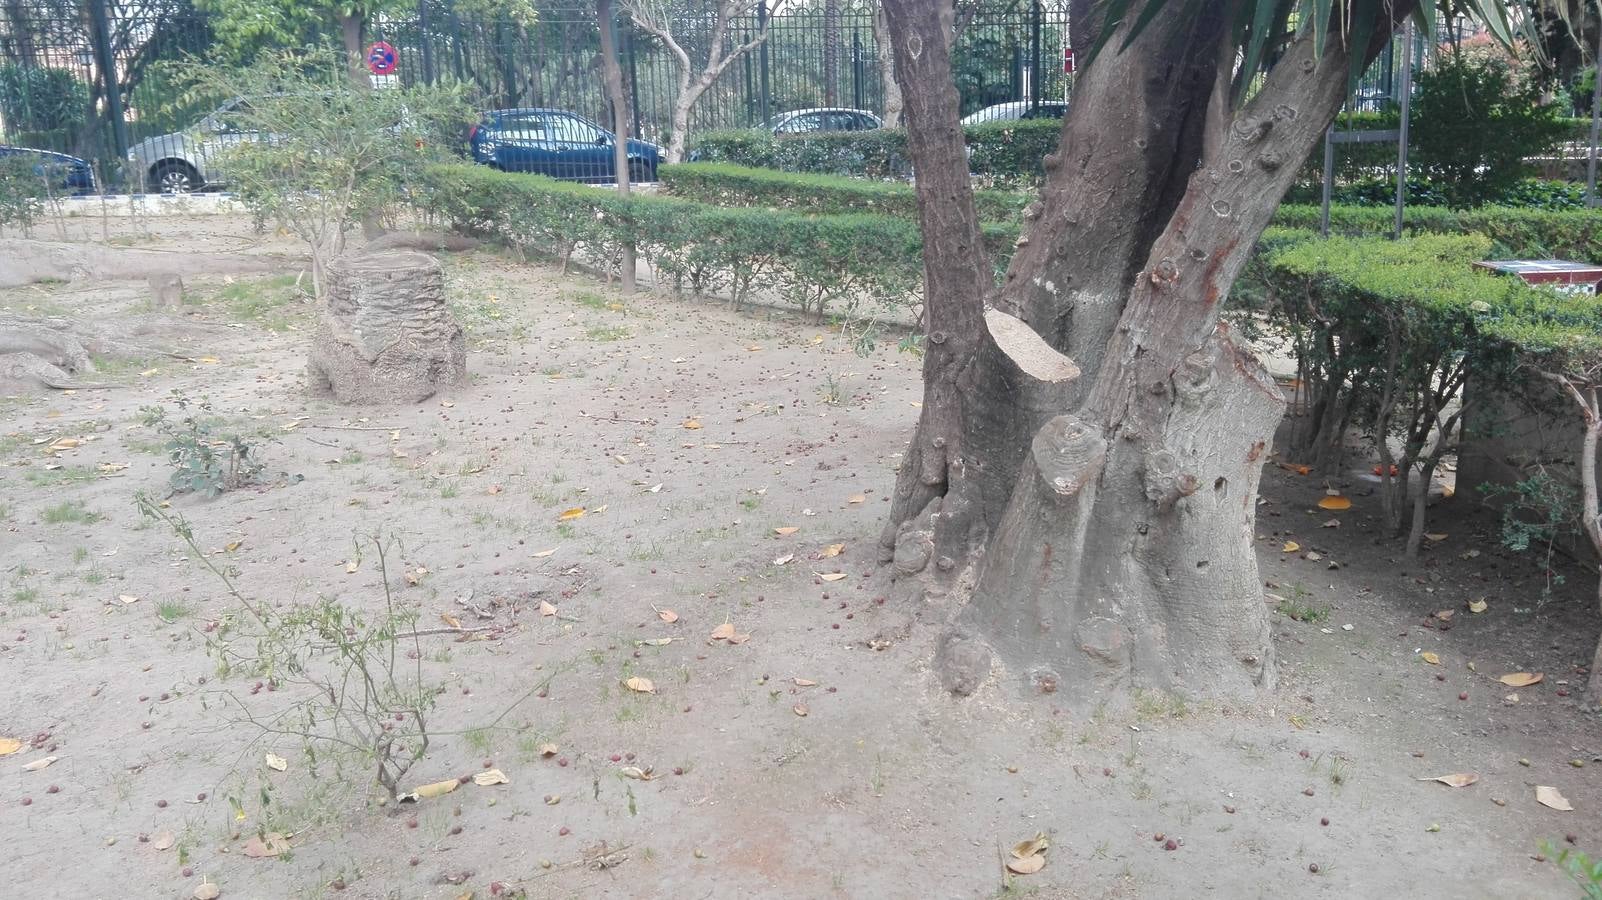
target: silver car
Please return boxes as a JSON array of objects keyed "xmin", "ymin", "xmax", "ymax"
[
  {"xmin": 127, "ymin": 97, "xmax": 261, "ymax": 194},
  {"xmin": 765, "ymin": 107, "xmax": 883, "ymax": 134}
]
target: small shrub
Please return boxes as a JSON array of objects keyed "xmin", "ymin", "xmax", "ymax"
[
  {"xmin": 659, "ymin": 161, "xmax": 1030, "ymax": 222},
  {"xmin": 141, "ymin": 396, "xmax": 264, "ymax": 498}
]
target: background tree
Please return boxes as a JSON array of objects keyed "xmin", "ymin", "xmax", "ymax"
[
  {"xmin": 876, "ymin": 0, "xmax": 1553, "ymax": 705},
  {"xmin": 622, "ymin": 0, "xmax": 770, "ymax": 161}
]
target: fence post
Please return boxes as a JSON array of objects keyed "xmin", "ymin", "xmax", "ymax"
[
  {"xmin": 418, "ymin": 0, "xmax": 435, "ymax": 84},
  {"xmin": 852, "ymin": 31, "xmax": 863, "ymax": 111},
  {"xmin": 626, "ymin": 24, "xmax": 642, "ymax": 139},
  {"xmin": 87, "ymin": 0, "xmax": 129, "ymax": 166},
  {"xmin": 757, "ymin": 1, "xmax": 771, "ymax": 125}
]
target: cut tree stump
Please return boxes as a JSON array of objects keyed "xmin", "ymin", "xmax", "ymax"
[
  {"xmin": 147, "ymin": 273, "xmax": 184, "ymax": 309},
  {"xmin": 307, "ymin": 250, "xmax": 465, "ymax": 405}
]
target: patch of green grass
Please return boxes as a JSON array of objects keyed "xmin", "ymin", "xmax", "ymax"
[
  {"xmin": 339, "ymin": 449, "xmax": 364, "ymax": 465},
  {"xmin": 10, "ymin": 586, "xmax": 40, "ymax": 605},
  {"xmin": 585, "ymin": 325, "xmax": 631, "ymax": 343},
  {"xmin": 1274, "ymin": 596, "xmax": 1331, "ymax": 624},
  {"xmin": 556, "ymin": 523, "xmax": 576, "ymax": 539},
  {"xmin": 571, "ymin": 291, "xmax": 609, "ymax": 311},
  {"xmin": 24, "ymin": 465, "xmax": 99, "ymax": 487},
  {"xmin": 210, "ymin": 274, "xmax": 304, "ymax": 331},
  {"xmin": 72, "ymin": 546, "xmax": 89, "ymax": 564},
  {"xmin": 156, "ymin": 599, "xmax": 194, "ymax": 623},
  {"xmin": 1134, "ymin": 689, "xmax": 1190, "ymax": 721},
  {"xmin": 438, "ymin": 482, "xmax": 459, "ymax": 500},
  {"xmin": 41, "ymin": 501, "xmax": 101, "ymax": 525}
]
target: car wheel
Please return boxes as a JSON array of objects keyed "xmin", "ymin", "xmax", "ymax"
[
  {"xmin": 151, "ymin": 161, "xmax": 200, "ymax": 195},
  {"xmin": 627, "ymin": 160, "xmax": 655, "ymax": 184}
]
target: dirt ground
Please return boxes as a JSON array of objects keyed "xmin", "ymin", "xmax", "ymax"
[{"xmin": 4, "ymin": 214, "xmax": 1602, "ymax": 900}]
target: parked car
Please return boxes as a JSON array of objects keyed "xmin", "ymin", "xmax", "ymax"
[
  {"xmin": 127, "ymin": 96, "xmax": 260, "ymax": 194},
  {"xmin": 0, "ymin": 146, "xmax": 96, "ymax": 195},
  {"xmin": 764, "ymin": 107, "xmax": 883, "ymax": 135},
  {"xmin": 961, "ymin": 101, "xmax": 1069, "ymax": 125},
  {"xmin": 469, "ymin": 108, "xmax": 662, "ymax": 183}
]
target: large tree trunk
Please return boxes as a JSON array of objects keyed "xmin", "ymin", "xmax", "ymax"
[
  {"xmin": 337, "ymin": 12, "xmax": 369, "ymax": 91},
  {"xmin": 823, "ymin": 0, "xmax": 841, "ymax": 106},
  {"xmin": 872, "ymin": 5, "xmax": 902, "ymax": 128},
  {"xmin": 885, "ymin": 0, "xmax": 1415, "ymax": 703},
  {"xmin": 598, "ymin": 0, "xmax": 636, "ymax": 292}
]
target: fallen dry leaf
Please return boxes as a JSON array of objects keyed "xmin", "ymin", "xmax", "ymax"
[
  {"xmin": 681, "ymin": 418, "xmax": 702, "ymax": 430},
  {"xmin": 773, "ymin": 553, "xmax": 794, "ymax": 565},
  {"xmin": 624, "ymin": 676, "xmax": 656, "ymax": 694},
  {"xmin": 847, "ymin": 494, "xmax": 866, "ymax": 505},
  {"xmin": 773, "ymin": 526, "xmax": 799, "ymax": 536},
  {"xmin": 242, "ymin": 832, "xmax": 290, "ymax": 858},
  {"xmin": 1420, "ymin": 773, "xmax": 1479, "ymax": 788},
  {"xmin": 1279, "ymin": 462, "xmax": 1312, "ymax": 476},
  {"xmin": 1282, "ymin": 541, "xmax": 1301, "ymax": 553},
  {"xmin": 22, "ymin": 755, "xmax": 56, "ymax": 771},
  {"xmin": 710, "ymin": 623, "xmax": 736, "ymax": 641},
  {"xmin": 657, "ymin": 608, "xmax": 679, "ymax": 624},
  {"xmin": 1011, "ymin": 834, "xmax": 1050, "ymax": 859},
  {"xmin": 727, "ymin": 632, "xmax": 751, "ymax": 645},
  {"xmin": 117, "ymin": 594, "xmax": 140, "ymax": 605},
  {"xmin": 1468, "ymin": 599, "xmax": 1489, "ymax": 613},
  {"xmin": 636, "ymin": 637, "xmax": 673, "ymax": 647},
  {"xmin": 1322, "ymin": 518, "xmax": 1341, "ymax": 528},
  {"xmin": 0, "ymin": 738, "xmax": 23, "ymax": 756},
  {"xmin": 473, "ymin": 769, "xmax": 509, "ymax": 786},
  {"xmin": 539, "ymin": 743, "xmax": 559, "ymax": 757},
  {"xmin": 1434, "ymin": 610, "xmax": 1454, "ymax": 622},
  {"xmin": 440, "ymin": 613, "xmax": 462, "ymax": 630},
  {"xmin": 820, "ymin": 543, "xmax": 845, "ymax": 558},
  {"xmin": 487, "ymin": 483, "xmax": 503, "ymax": 495},
  {"xmin": 793, "ymin": 678, "xmax": 817, "ymax": 687},
  {"xmin": 401, "ymin": 779, "xmax": 460, "ymax": 802},
  {"xmin": 818, "ymin": 572, "xmax": 847, "ymax": 582},
  {"xmin": 558, "ymin": 507, "xmax": 586, "ymax": 521},
  {"xmin": 1006, "ymin": 853, "xmax": 1046, "ymax": 875},
  {"xmin": 152, "ymin": 831, "xmax": 176, "ymax": 851},
  {"xmin": 1425, "ymin": 532, "xmax": 1448, "ymax": 542},
  {"xmin": 344, "ymin": 560, "xmax": 359, "ymax": 574},
  {"xmin": 193, "ymin": 882, "xmax": 221, "ymax": 900},
  {"xmin": 1499, "ymin": 672, "xmax": 1544, "ymax": 687},
  {"xmin": 264, "ymin": 752, "xmax": 287, "ymax": 772},
  {"xmin": 619, "ymin": 766, "xmax": 652, "ymax": 780},
  {"xmin": 793, "ymin": 704, "xmax": 809, "ymax": 717},
  {"xmin": 533, "ymin": 547, "xmax": 557, "ymax": 558},
  {"xmin": 1420, "ymin": 651, "xmax": 1441, "ymax": 665},
  {"xmin": 1537, "ymin": 785, "xmax": 1574, "ymax": 811},
  {"xmin": 539, "ymin": 600, "xmax": 558, "ymax": 617},
  {"xmin": 1317, "ymin": 495, "xmax": 1352, "ymax": 511},
  {"xmin": 224, "ymin": 539, "xmax": 243, "ymax": 552}
]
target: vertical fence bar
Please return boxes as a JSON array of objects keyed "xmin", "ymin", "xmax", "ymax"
[
  {"xmin": 757, "ymin": 1, "xmax": 771, "ymax": 125},
  {"xmin": 1029, "ymin": 0, "xmax": 1041, "ymax": 110},
  {"xmin": 1393, "ymin": 21, "xmax": 1413, "ymax": 240}
]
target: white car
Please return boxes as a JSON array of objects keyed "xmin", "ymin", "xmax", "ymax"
[{"xmin": 961, "ymin": 101, "xmax": 1069, "ymax": 125}]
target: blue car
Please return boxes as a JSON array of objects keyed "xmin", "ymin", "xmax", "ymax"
[
  {"xmin": 469, "ymin": 108, "xmax": 660, "ymax": 183},
  {"xmin": 0, "ymin": 146, "xmax": 97, "ymax": 195}
]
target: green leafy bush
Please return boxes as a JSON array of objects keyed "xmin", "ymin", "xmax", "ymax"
[
  {"xmin": 1411, "ymin": 53, "xmax": 1569, "ymax": 208},
  {"xmin": 0, "ymin": 154, "xmax": 48, "ymax": 236},
  {"xmin": 686, "ymin": 118, "xmax": 1063, "ymax": 181},
  {"xmin": 417, "ymin": 164, "xmax": 1020, "ymax": 322},
  {"xmin": 658, "ymin": 162, "xmax": 1031, "ymax": 222},
  {"xmin": 0, "ymin": 64, "xmax": 89, "ymax": 135},
  {"xmin": 1272, "ymin": 203, "xmax": 1602, "ymax": 264}
]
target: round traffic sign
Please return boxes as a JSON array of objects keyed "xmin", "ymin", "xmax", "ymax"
[{"xmin": 367, "ymin": 41, "xmax": 398, "ymax": 76}]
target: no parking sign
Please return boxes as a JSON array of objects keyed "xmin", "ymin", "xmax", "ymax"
[{"xmin": 367, "ymin": 41, "xmax": 398, "ymax": 76}]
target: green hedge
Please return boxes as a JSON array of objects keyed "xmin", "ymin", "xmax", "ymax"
[
  {"xmin": 685, "ymin": 118, "xmax": 1062, "ymax": 181},
  {"xmin": 417, "ymin": 163, "xmax": 1019, "ymax": 318},
  {"xmin": 658, "ymin": 162, "xmax": 1032, "ymax": 223},
  {"xmin": 1273, "ymin": 204, "xmax": 1602, "ymax": 264}
]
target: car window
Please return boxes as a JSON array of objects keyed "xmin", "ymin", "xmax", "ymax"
[
  {"xmin": 550, "ymin": 114, "xmax": 603, "ymax": 144},
  {"xmin": 850, "ymin": 113, "xmax": 877, "ymax": 130},
  {"xmin": 496, "ymin": 113, "xmax": 551, "ymax": 142},
  {"xmin": 778, "ymin": 113, "xmax": 822, "ymax": 134}
]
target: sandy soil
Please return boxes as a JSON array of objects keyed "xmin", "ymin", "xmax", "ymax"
[{"xmin": 3, "ymin": 216, "xmax": 1602, "ymax": 900}]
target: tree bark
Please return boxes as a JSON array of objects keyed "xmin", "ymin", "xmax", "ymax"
[
  {"xmin": 626, "ymin": 2, "xmax": 769, "ymax": 164},
  {"xmin": 823, "ymin": 0, "xmax": 841, "ymax": 106},
  {"xmin": 597, "ymin": 0, "xmax": 636, "ymax": 293},
  {"xmin": 872, "ymin": 5, "xmax": 902, "ymax": 128},
  {"xmin": 337, "ymin": 12, "xmax": 369, "ymax": 91}
]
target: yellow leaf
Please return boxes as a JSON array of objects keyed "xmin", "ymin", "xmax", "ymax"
[
  {"xmin": 847, "ymin": 494, "xmax": 866, "ymax": 505},
  {"xmin": 1317, "ymin": 495, "xmax": 1352, "ymax": 511},
  {"xmin": 48, "ymin": 438, "xmax": 80, "ymax": 451},
  {"xmin": 657, "ymin": 608, "xmax": 679, "ymax": 624},
  {"xmin": 1011, "ymin": 833, "xmax": 1050, "ymax": 859},
  {"xmin": 774, "ymin": 526, "xmax": 799, "ymax": 536},
  {"xmin": 681, "ymin": 418, "xmax": 703, "ymax": 430},
  {"xmin": 264, "ymin": 752, "xmax": 287, "ymax": 772},
  {"xmin": 1499, "ymin": 672, "xmax": 1543, "ymax": 687},
  {"xmin": 793, "ymin": 678, "xmax": 817, "ymax": 687},
  {"xmin": 533, "ymin": 547, "xmax": 557, "ymax": 558},
  {"xmin": 1419, "ymin": 773, "xmax": 1478, "ymax": 788},
  {"xmin": 1537, "ymin": 785, "xmax": 1574, "ymax": 811},
  {"xmin": 818, "ymin": 572, "xmax": 847, "ymax": 582},
  {"xmin": 539, "ymin": 601, "xmax": 557, "ymax": 617},
  {"xmin": 1006, "ymin": 853, "xmax": 1046, "ymax": 875},
  {"xmin": 558, "ymin": 507, "xmax": 586, "ymax": 521},
  {"xmin": 441, "ymin": 613, "xmax": 462, "ymax": 629},
  {"xmin": 792, "ymin": 704, "xmax": 809, "ymax": 717},
  {"xmin": 624, "ymin": 676, "xmax": 656, "ymax": 694},
  {"xmin": 402, "ymin": 779, "xmax": 460, "ymax": 802},
  {"xmin": 1467, "ymin": 599, "xmax": 1488, "ymax": 614},
  {"xmin": 1420, "ymin": 651, "xmax": 1441, "ymax": 665},
  {"xmin": 473, "ymin": 769, "xmax": 509, "ymax": 786},
  {"xmin": 195, "ymin": 356, "xmax": 220, "ymax": 364},
  {"xmin": 1281, "ymin": 541, "xmax": 1301, "ymax": 553},
  {"xmin": 820, "ymin": 543, "xmax": 845, "ymax": 558},
  {"xmin": 710, "ymin": 623, "xmax": 736, "ymax": 641},
  {"xmin": 0, "ymin": 737, "xmax": 22, "ymax": 756},
  {"xmin": 224, "ymin": 540, "xmax": 243, "ymax": 552}
]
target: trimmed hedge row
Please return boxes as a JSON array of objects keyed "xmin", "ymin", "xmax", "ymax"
[
  {"xmin": 658, "ymin": 162, "xmax": 1031, "ymax": 222},
  {"xmin": 1273, "ymin": 204, "xmax": 1602, "ymax": 264},
  {"xmin": 685, "ymin": 118, "xmax": 1062, "ymax": 181},
  {"xmin": 416, "ymin": 163, "xmax": 1019, "ymax": 318}
]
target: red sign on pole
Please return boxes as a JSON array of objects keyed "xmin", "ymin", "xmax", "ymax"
[
  {"xmin": 1064, "ymin": 47, "xmax": 1075, "ymax": 74},
  {"xmin": 367, "ymin": 41, "xmax": 398, "ymax": 76}
]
